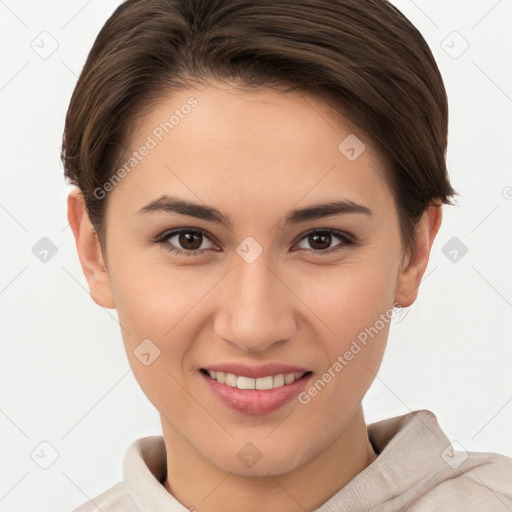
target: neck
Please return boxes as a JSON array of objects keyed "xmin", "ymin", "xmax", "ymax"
[{"xmin": 161, "ymin": 406, "xmax": 377, "ymax": 512}]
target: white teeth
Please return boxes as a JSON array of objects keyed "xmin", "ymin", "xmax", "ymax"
[
  {"xmin": 255, "ymin": 376, "xmax": 273, "ymax": 390},
  {"xmin": 272, "ymin": 374, "xmax": 285, "ymax": 388},
  {"xmin": 237, "ymin": 376, "xmax": 256, "ymax": 389},
  {"xmin": 285, "ymin": 373, "xmax": 296, "ymax": 384},
  {"xmin": 225, "ymin": 373, "xmax": 237, "ymax": 387},
  {"xmin": 205, "ymin": 370, "xmax": 307, "ymax": 389}
]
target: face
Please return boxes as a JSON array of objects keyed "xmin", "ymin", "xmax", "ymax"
[{"xmin": 73, "ymin": 81, "xmax": 434, "ymax": 477}]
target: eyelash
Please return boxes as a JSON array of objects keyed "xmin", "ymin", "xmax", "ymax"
[{"xmin": 154, "ymin": 228, "xmax": 356, "ymax": 258}]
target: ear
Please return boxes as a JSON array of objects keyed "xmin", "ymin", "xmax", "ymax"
[
  {"xmin": 395, "ymin": 203, "xmax": 443, "ymax": 307},
  {"xmin": 67, "ymin": 187, "xmax": 115, "ymax": 309}
]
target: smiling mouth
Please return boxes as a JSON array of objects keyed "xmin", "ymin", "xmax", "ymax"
[{"xmin": 200, "ymin": 368, "xmax": 313, "ymax": 390}]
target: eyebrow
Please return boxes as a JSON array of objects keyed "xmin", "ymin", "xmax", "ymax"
[{"xmin": 137, "ymin": 194, "xmax": 372, "ymax": 228}]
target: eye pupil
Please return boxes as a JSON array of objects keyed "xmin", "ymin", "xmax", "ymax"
[
  {"xmin": 309, "ymin": 232, "xmax": 332, "ymax": 250},
  {"xmin": 179, "ymin": 232, "xmax": 202, "ymax": 250}
]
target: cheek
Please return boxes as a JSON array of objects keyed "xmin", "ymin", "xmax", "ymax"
[
  {"xmin": 297, "ymin": 256, "xmax": 399, "ymax": 341},
  {"xmin": 292, "ymin": 257, "xmax": 399, "ymax": 407},
  {"xmin": 109, "ymin": 250, "xmax": 196, "ymax": 335},
  {"xmin": 106, "ymin": 252, "xmax": 197, "ymax": 391},
  {"xmin": 109, "ymin": 258, "xmax": 200, "ymax": 411}
]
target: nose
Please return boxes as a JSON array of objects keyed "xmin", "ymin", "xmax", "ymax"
[{"xmin": 213, "ymin": 251, "xmax": 298, "ymax": 353}]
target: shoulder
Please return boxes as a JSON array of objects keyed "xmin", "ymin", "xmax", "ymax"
[
  {"xmin": 72, "ymin": 481, "xmax": 139, "ymax": 512},
  {"xmin": 410, "ymin": 449, "xmax": 512, "ymax": 511},
  {"xmin": 367, "ymin": 409, "xmax": 512, "ymax": 511}
]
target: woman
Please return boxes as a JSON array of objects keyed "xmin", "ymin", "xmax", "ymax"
[{"xmin": 63, "ymin": 0, "xmax": 512, "ymax": 510}]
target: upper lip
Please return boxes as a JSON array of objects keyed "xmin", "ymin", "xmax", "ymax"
[{"xmin": 201, "ymin": 363, "xmax": 311, "ymax": 379}]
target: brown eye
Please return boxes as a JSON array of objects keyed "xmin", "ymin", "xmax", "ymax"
[
  {"xmin": 295, "ymin": 229, "xmax": 354, "ymax": 254},
  {"xmin": 159, "ymin": 229, "xmax": 215, "ymax": 256},
  {"xmin": 177, "ymin": 231, "xmax": 203, "ymax": 251},
  {"xmin": 307, "ymin": 232, "xmax": 333, "ymax": 250}
]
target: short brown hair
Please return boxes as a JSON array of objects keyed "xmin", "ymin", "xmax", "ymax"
[{"xmin": 61, "ymin": 0, "xmax": 456, "ymax": 256}]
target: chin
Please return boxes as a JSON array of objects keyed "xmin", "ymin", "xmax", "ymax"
[{"xmin": 207, "ymin": 438, "xmax": 315, "ymax": 478}]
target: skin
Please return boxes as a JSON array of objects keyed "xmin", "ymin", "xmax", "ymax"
[{"xmin": 68, "ymin": 81, "xmax": 442, "ymax": 512}]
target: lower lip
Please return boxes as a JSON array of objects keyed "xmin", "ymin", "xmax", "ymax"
[{"xmin": 200, "ymin": 371, "xmax": 313, "ymax": 415}]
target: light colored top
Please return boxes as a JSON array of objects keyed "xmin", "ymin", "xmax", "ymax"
[{"xmin": 73, "ymin": 409, "xmax": 512, "ymax": 511}]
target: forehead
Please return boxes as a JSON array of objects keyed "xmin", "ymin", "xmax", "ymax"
[{"xmin": 109, "ymin": 82, "xmax": 394, "ymax": 221}]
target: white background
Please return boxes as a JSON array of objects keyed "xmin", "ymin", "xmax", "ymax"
[{"xmin": 1, "ymin": 1, "xmax": 511, "ymax": 510}]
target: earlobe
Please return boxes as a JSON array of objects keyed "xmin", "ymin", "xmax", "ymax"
[
  {"xmin": 394, "ymin": 204, "xmax": 443, "ymax": 307},
  {"xmin": 67, "ymin": 187, "xmax": 116, "ymax": 309}
]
